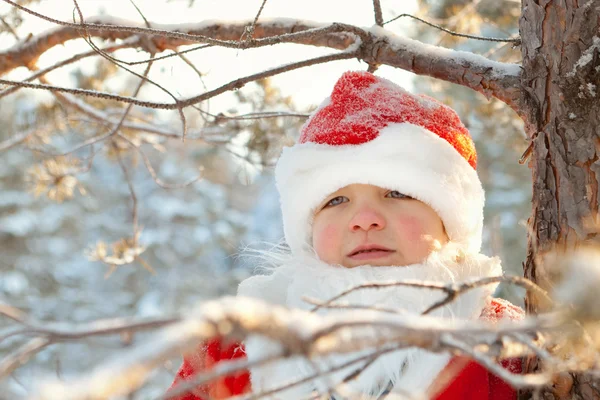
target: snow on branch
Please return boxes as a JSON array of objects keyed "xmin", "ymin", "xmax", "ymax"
[
  {"xmin": 1, "ymin": 262, "xmax": 599, "ymax": 399},
  {"xmin": 29, "ymin": 296, "xmax": 547, "ymax": 400},
  {"xmin": 368, "ymin": 26, "xmax": 521, "ymax": 107},
  {"xmin": 0, "ymin": 1, "xmax": 521, "ymax": 108}
]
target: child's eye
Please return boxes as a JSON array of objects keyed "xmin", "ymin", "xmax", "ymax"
[
  {"xmin": 386, "ymin": 190, "xmax": 410, "ymax": 199},
  {"xmin": 324, "ymin": 196, "xmax": 348, "ymax": 208}
]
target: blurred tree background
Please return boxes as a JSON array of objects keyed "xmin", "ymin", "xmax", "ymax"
[{"xmin": 0, "ymin": 0, "xmax": 528, "ymax": 397}]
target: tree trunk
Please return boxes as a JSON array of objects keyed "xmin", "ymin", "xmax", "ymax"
[{"xmin": 520, "ymin": 0, "xmax": 600, "ymax": 398}]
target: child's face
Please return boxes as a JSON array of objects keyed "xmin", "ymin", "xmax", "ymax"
[{"xmin": 311, "ymin": 184, "xmax": 448, "ymax": 268}]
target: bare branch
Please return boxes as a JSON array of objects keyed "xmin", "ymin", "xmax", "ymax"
[
  {"xmin": 0, "ymin": 48, "xmax": 359, "ymax": 110},
  {"xmin": 162, "ymin": 354, "xmax": 279, "ymax": 400},
  {"xmin": 505, "ymin": 333, "xmax": 553, "ymax": 364},
  {"xmin": 69, "ymin": 2, "xmax": 189, "ymax": 140},
  {"xmin": 441, "ymin": 335, "xmax": 550, "ymax": 388},
  {"xmin": 422, "ymin": 275, "xmax": 552, "ymax": 315},
  {"xmin": 0, "ymin": 129, "xmax": 34, "ymax": 152},
  {"xmin": 0, "ymin": 6, "xmax": 359, "ymax": 76},
  {"xmin": 115, "ymin": 147, "xmax": 139, "ymax": 237},
  {"xmin": 4, "ymin": 315, "xmax": 180, "ymax": 341},
  {"xmin": 117, "ymin": 132, "xmax": 204, "ymax": 189},
  {"xmin": 0, "ymin": 37, "xmax": 140, "ymax": 100},
  {"xmin": 0, "ymin": 14, "xmax": 19, "ymax": 40},
  {"xmin": 33, "ymin": 53, "xmax": 153, "ymax": 156},
  {"xmin": 0, "ymin": 302, "xmax": 29, "ymax": 324},
  {"xmin": 30, "ymin": 296, "xmax": 547, "ymax": 400},
  {"xmin": 0, "ymin": 338, "xmax": 51, "ymax": 380},
  {"xmin": 240, "ymin": 0, "xmax": 269, "ymax": 44},
  {"xmin": 236, "ymin": 347, "xmax": 398, "ymax": 400},
  {"xmin": 367, "ymin": 25, "xmax": 521, "ymax": 107},
  {"xmin": 373, "ymin": 0, "xmax": 384, "ymax": 26},
  {"xmin": 383, "ymin": 13, "xmax": 520, "ymax": 44},
  {"xmin": 213, "ymin": 111, "xmax": 310, "ymax": 121},
  {"xmin": 0, "ymin": 7, "xmax": 520, "ymax": 106},
  {"xmin": 128, "ymin": 44, "xmax": 212, "ymax": 66},
  {"xmin": 303, "ymin": 296, "xmax": 404, "ymax": 314},
  {"xmin": 50, "ymin": 90, "xmax": 226, "ymax": 142},
  {"xmin": 310, "ymin": 275, "xmax": 551, "ymax": 316}
]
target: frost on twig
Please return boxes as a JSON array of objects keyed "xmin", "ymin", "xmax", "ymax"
[{"xmin": 21, "ymin": 294, "xmax": 545, "ymax": 400}]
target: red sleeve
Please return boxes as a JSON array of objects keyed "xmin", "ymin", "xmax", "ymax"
[
  {"xmin": 166, "ymin": 338, "xmax": 251, "ymax": 400},
  {"xmin": 433, "ymin": 357, "xmax": 489, "ymax": 400},
  {"xmin": 489, "ymin": 358, "xmax": 522, "ymax": 400},
  {"xmin": 433, "ymin": 357, "xmax": 520, "ymax": 400},
  {"xmin": 434, "ymin": 298, "xmax": 524, "ymax": 400}
]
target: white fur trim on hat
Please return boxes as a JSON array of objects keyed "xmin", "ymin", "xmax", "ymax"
[{"xmin": 274, "ymin": 122, "xmax": 485, "ymax": 254}]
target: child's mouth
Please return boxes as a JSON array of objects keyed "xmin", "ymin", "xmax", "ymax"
[{"xmin": 348, "ymin": 249, "xmax": 395, "ymax": 260}]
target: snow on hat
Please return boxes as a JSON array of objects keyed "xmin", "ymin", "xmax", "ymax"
[{"xmin": 275, "ymin": 71, "xmax": 485, "ymax": 255}]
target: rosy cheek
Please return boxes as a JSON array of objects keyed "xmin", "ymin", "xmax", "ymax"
[
  {"xmin": 316, "ymin": 224, "xmax": 339, "ymax": 246},
  {"xmin": 314, "ymin": 223, "xmax": 341, "ymax": 261},
  {"xmin": 395, "ymin": 216, "xmax": 426, "ymax": 243}
]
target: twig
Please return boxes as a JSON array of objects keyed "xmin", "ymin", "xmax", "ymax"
[
  {"xmin": 0, "ymin": 302, "xmax": 29, "ymax": 324},
  {"xmin": 25, "ymin": 295, "xmax": 553, "ymax": 400},
  {"xmin": 2, "ymin": 315, "xmax": 180, "ymax": 342},
  {"xmin": 0, "ymin": 11, "xmax": 521, "ymax": 105},
  {"xmin": 129, "ymin": 0, "xmax": 194, "ymax": 142},
  {"xmin": 3, "ymin": 0, "xmax": 234, "ymax": 47},
  {"xmin": 196, "ymin": 107, "xmax": 310, "ymax": 122},
  {"xmin": 229, "ymin": 347, "xmax": 399, "ymax": 400},
  {"xmin": 29, "ymin": 44, "xmax": 154, "ymax": 159},
  {"xmin": 422, "ymin": 275, "xmax": 552, "ymax": 315},
  {"xmin": 35, "ymin": 53, "xmax": 152, "ymax": 155},
  {"xmin": 2, "ymin": 1, "xmax": 362, "ymax": 51},
  {"xmin": 240, "ymin": 0, "xmax": 268, "ymax": 45},
  {"xmin": 519, "ymin": 141, "xmax": 533, "ymax": 165},
  {"xmin": 215, "ymin": 111, "xmax": 310, "ymax": 121},
  {"xmin": 162, "ymin": 354, "xmax": 279, "ymax": 400},
  {"xmin": 127, "ymin": 0, "xmax": 150, "ymax": 27},
  {"xmin": 505, "ymin": 333, "xmax": 552, "ymax": 363},
  {"xmin": 383, "ymin": 13, "xmax": 520, "ymax": 44},
  {"xmin": 70, "ymin": 0, "xmax": 188, "ymax": 140},
  {"xmin": 0, "ymin": 129, "xmax": 34, "ymax": 152},
  {"xmin": 0, "ymin": 14, "xmax": 19, "ymax": 40},
  {"xmin": 115, "ymin": 145, "xmax": 139, "ymax": 237},
  {"xmin": 0, "ymin": 338, "xmax": 51, "ymax": 379},
  {"xmin": 128, "ymin": 44, "xmax": 212, "ymax": 65},
  {"xmin": 117, "ymin": 132, "xmax": 204, "ymax": 189},
  {"xmin": 0, "ymin": 37, "xmax": 139, "ymax": 100},
  {"xmin": 441, "ymin": 334, "xmax": 550, "ymax": 388},
  {"xmin": 310, "ymin": 275, "xmax": 551, "ymax": 316},
  {"xmin": 0, "ymin": 47, "xmax": 358, "ymax": 110},
  {"xmin": 59, "ymin": 96, "xmax": 222, "ymax": 142},
  {"xmin": 373, "ymin": 0, "xmax": 384, "ymax": 26},
  {"xmin": 303, "ymin": 296, "xmax": 404, "ymax": 315}
]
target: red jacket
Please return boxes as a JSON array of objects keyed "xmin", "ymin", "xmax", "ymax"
[{"xmin": 168, "ymin": 298, "xmax": 524, "ymax": 400}]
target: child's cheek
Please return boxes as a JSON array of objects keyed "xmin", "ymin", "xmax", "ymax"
[
  {"xmin": 395, "ymin": 215, "xmax": 426, "ymax": 244},
  {"xmin": 314, "ymin": 223, "xmax": 341, "ymax": 256},
  {"xmin": 318, "ymin": 224, "xmax": 340, "ymax": 247}
]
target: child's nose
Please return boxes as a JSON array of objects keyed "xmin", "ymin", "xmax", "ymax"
[{"xmin": 349, "ymin": 208, "xmax": 386, "ymax": 232}]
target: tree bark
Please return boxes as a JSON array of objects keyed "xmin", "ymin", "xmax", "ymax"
[{"xmin": 520, "ymin": 0, "xmax": 600, "ymax": 398}]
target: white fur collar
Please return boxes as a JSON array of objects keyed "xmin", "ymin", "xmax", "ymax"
[{"xmin": 238, "ymin": 244, "xmax": 502, "ymax": 399}]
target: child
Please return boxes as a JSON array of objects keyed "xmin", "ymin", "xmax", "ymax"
[{"xmin": 167, "ymin": 71, "xmax": 524, "ymax": 399}]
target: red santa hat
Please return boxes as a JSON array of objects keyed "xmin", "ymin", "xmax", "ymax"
[{"xmin": 274, "ymin": 71, "xmax": 485, "ymax": 255}]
